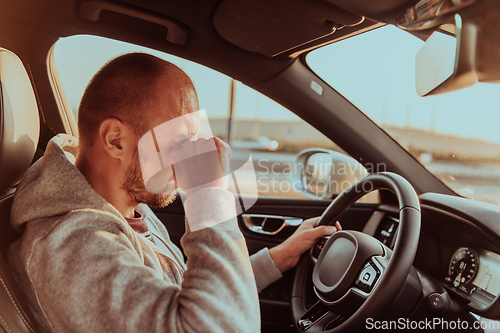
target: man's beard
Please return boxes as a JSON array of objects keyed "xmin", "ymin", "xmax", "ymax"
[{"xmin": 122, "ymin": 148, "xmax": 177, "ymax": 208}]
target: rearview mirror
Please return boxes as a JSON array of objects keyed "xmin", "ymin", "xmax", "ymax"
[
  {"xmin": 292, "ymin": 149, "xmax": 367, "ymax": 200},
  {"xmin": 415, "ymin": 30, "xmax": 458, "ymax": 96},
  {"xmin": 416, "ymin": 0, "xmax": 500, "ymax": 96}
]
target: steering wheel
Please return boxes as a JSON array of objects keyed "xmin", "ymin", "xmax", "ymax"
[{"xmin": 291, "ymin": 172, "xmax": 421, "ymax": 332}]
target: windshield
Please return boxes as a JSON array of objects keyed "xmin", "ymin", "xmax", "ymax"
[{"xmin": 307, "ymin": 25, "xmax": 500, "ymax": 205}]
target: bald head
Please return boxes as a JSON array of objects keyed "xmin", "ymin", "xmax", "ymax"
[
  {"xmin": 78, "ymin": 53, "xmax": 198, "ymax": 150},
  {"xmin": 149, "ymin": 64, "xmax": 199, "ymax": 130}
]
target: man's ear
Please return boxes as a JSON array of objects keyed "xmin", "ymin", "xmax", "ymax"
[{"xmin": 98, "ymin": 118, "xmax": 127, "ymax": 159}]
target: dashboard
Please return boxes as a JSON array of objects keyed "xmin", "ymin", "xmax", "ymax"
[{"xmin": 364, "ymin": 192, "xmax": 500, "ymax": 319}]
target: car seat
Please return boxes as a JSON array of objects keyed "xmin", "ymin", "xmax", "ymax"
[{"xmin": 0, "ymin": 48, "xmax": 41, "ymax": 332}]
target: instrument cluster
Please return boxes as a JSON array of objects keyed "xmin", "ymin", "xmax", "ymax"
[{"xmin": 445, "ymin": 246, "xmax": 500, "ymax": 306}]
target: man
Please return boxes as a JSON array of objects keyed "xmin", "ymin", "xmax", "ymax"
[{"xmin": 8, "ymin": 53, "xmax": 341, "ymax": 332}]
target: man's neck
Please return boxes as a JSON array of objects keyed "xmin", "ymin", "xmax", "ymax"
[{"xmin": 75, "ymin": 153, "xmax": 136, "ymax": 218}]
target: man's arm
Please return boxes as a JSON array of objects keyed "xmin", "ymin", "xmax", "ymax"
[
  {"xmin": 169, "ymin": 136, "xmax": 341, "ymax": 294},
  {"xmin": 21, "ymin": 191, "xmax": 259, "ymax": 333},
  {"xmin": 250, "ymin": 218, "xmax": 342, "ymax": 292}
]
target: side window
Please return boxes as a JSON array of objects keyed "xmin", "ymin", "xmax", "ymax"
[{"xmin": 52, "ymin": 35, "xmax": 378, "ymax": 202}]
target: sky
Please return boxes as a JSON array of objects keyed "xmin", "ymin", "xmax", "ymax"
[{"xmin": 54, "ymin": 25, "xmax": 500, "ymax": 144}]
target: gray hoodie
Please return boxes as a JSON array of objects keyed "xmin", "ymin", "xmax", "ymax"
[{"xmin": 8, "ymin": 134, "xmax": 282, "ymax": 333}]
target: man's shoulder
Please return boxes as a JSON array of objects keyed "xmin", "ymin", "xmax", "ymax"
[
  {"xmin": 21, "ymin": 209, "xmax": 136, "ymax": 247},
  {"xmin": 9, "ymin": 208, "xmax": 143, "ymax": 276},
  {"xmin": 11, "ymin": 134, "xmax": 125, "ymax": 233}
]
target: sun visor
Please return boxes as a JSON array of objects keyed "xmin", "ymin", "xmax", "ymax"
[{"xmin": 213, "ymin": 0, "xmax": 364, "ymax": 57}]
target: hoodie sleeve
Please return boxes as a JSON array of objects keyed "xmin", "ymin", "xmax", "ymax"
[
  {"xmin": 250, "ymin": 248, "xmax": 283, "ymax": 292},
  {"xmin": 182, "ymin": 187, "xmax": 282, "ymax": 292},
  {"xmin": 21, "ymin": 198, "xmax": 260, "ymax": 333}
]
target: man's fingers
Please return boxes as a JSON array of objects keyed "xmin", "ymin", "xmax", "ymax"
[
  {"xmin": 213, "ymin": 137, "xmax": 231, "ymax": 174},
  {"xmin": 213, "ymin": 137, "xmax": 231, "ymax": 154},
  {"xmin": 313, "ymin": 221, "xmax": 342, "ymax": 238},
  {"xmin": 171, "ymin": 137, "xmax": 231, "ymax": 192},
  {"xmin": 309, "ymin": 220, "xmax": 342, "ymax": 238},
  {"xmin": 302, "ymin": 217, "xmax": 320, "ymax": 229},
  {"xmin": 310, "ymin": 225, "xmax": 337, "ymax": 239},
  {"xmin": 302, "ymin": 217, "xmax": 340, "ymax": 233}
]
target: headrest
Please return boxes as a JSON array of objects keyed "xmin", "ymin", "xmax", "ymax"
[{"xmin": 0, "ymin": 48, "xmax": 40, "ymax": 191}]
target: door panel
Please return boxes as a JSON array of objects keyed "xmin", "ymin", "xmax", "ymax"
[
  {"xmin": 152, "ymin": 195, "xmax": 379, "ymax": 252},
  {"xmin": 152, "ymin": 195, "xmax": 380, "ymax": 332},
  {"xmin": 238, "ymin": 197, "xmax": 379, "ymax": 255}
]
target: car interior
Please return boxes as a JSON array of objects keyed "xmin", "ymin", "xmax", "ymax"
[{"xmin": 2, "ymin": 0, "xmax": 500, "ymax": 332}]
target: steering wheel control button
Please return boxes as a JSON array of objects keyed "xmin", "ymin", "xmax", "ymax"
[
  {"xmin": 355, "ymin": 261, "xmax": 380, "ymax": 293},
  {"xmin": 297, "ymin": 318, "xmax": 313, "ymax": 331},
  {"xmin": 297, "ymin": 303, "xmax": 329, "ymax": 331},
  {"xmin": 428, "ymin": 293, "xmax": 445, "ymax": 310},
  {"xmin": 310, "ymin": 237, "xmax": 329, "ymax": 262}
]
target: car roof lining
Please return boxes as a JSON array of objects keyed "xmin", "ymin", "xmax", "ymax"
[{"xmin": 212, "ymin": 0, "xmax": 365, "ymax": 57}]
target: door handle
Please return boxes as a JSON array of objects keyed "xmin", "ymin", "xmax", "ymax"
[
  {"xmin": 80, "ymin": 0, "xmax": 188, "ymax": 45},
  {"xmin": 242, "ymin": 214, "xmax": 303, "ymax": 235}
]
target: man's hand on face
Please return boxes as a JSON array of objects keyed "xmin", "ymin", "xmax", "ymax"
[
  {"xmin": 269, "ymin": 218, "xmax": 342, "ymax": 273},
  {"xmin": 172, "ymin": 137, "xmax": 231, "ymax": 197}
]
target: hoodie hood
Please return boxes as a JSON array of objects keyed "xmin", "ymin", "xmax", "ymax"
[{"xmin": 11, "ymin": 134, "xmax": 125, "ymax": 232}]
